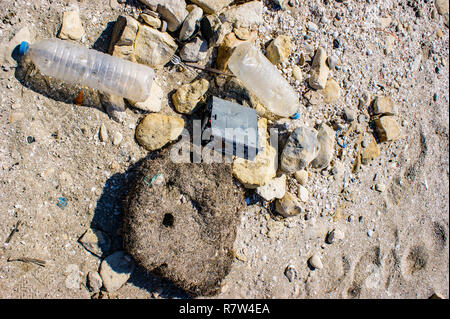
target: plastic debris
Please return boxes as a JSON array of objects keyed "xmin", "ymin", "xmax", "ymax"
[
  {"xmin": 144, "ymin": 173, "xmax": 162, "ymax": 187},
  {"xmin": 208, "ymin": 97, "xmax": 259, "ymax": 160},
  {"xmin": 335, "ymin": 128, "xmax": 348, "ymax": 148},
  {"xmin": 57, "ymin": 197, "xmax": 68, "ymax": 209},
  {"xmin": 20, "ymin": 38, "xmax": 155, "ymax": 102}
]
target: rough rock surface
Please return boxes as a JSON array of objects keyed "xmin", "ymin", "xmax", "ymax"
[
  {"xmin": 58, "ymin": 9, "xmax": 85, "ymax": 41},
  {"xmin": 123, "ymin": 152, "xmax": 244, "ymax": 296},
  {"xmin": 309, "ymin": 47, "xmax": 329, "ymax": 90},
  {"xmin": 190, "ymin": 0, "xmax": 233, "ymax": 14},
  {"xmin": 266, "ymin": 35, "xmax": 293, "ymax": 65},
  {"xmin": 135, "ymin": 113, "xmax": 184, "ymax": 151},
  {"xmin": 280, "ymin": 127, "xmax": 320, "ymax": 172},
  {"xmin": 99, "ymin": 251, "xmax": 135, "ymax": 292},
  {"xmin": 134, "ymin": 24, "xmax": 178, "ymax": 69},
  {"xmin": 310, "ymin": 124, "xmax": 335, "ymax": 169},
  {"xmin": 172, "ymin": 78, "xmax": 209, "ymax": 114},
  {"xmin": 232, "ymin": 119, "xmax": 278, "ymax": 188}
]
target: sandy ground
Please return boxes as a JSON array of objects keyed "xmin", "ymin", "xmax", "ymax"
[{"xmin": 0, "ymin": 0, "xmax": 448, "ymax": 299}]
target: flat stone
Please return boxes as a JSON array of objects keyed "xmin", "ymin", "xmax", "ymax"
[
  {"xmin": 140, "ymin": 13, "xmax": 162, "ymax": 29},
  {"xmin": 372, "ymin": 95, "xmax": 395, "ymax": 115},
  {"xmin": 374, "ymin": 116, "xmax": 401, "ymax": 142},
  {"xmin": 172, "ymin": 78, "xmax": 209, "ymax": 114},
  {"xmin": 222, "ymin": 1, "xmax": 264, "ymax": 28},
  {"xmin": 179, "ymin": 6, "xmax": 203, "ymax": 41},
  {"xmin": 294, "ymin": 170, "xmax": 308, "ymax": 185},
  {"xmin": 281, "ymin": 127, "xmax": 320, "ymax": 173},
  {"xmin": 127, "ymin": 81, "xmax": 163, "ymax": 112},
  {"xmin": 134, "ymin": 24, "xmax": 178, "ymax": 69},
  {"xmin": 157, "ymin": 0, "xmax": 188, "ymax": 32},
  {"xmin": 135, "ymin": 113, "xmax": 185, "ymax": 150},
  {"xmin": 275, "ymin": 192, "xmax": 301, "ymax": 217},
  {"xmin": 180, "ymin": 37, "xmax": 209, "ymax": 62},
  {"xmin": 309, "ymin": 47, "xmax": 329, "ymax": 90},
  {"xmin": 233, "ymin": 119, "xmax": 278, "ymax": 188},
  {"xmin": 78, "ymin": 228, "xmax": 112, "ymax": 257},
  {"xmin": 58, "ymin": 9, "xmax": 85, "ymax": 41},
  {"xmin": 266, "ymin": 35, "xmax": 293, "ymax": 65},
  {"xmin": 99, "ymin": 251, "xmax": 135, "ymax": 292},
  {"xmin": 190, "ymin": 0, "xmax": 233, "ymax": 14},
  {"xmin": 321, "ymin": 78, "xmax": 340, "ymax": 103},
  {"xmin": 361, "ymin": 135, "xmax": 380, "ymax": 164},
  {"xmin": 256, "ymin": 175, "xmax": 286, "ymax": 201}
]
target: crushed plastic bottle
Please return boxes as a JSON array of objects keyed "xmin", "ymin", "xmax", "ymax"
[
  {"xmin": 20, "ymin": 38, "xmax": 155, "ymax": 102},
  {"xmin": 228, "ymin": 42, "xmax": 299, "ymax": 118}
]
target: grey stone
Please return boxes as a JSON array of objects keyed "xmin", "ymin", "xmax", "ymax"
[
  {"xmin": 156, "ymin": 0, "xmax": 188, "ymax": 32},
  {"xmin": 180, "ymin": 37, "xmax": 208, "ymax": 62},
  {"xmin": 190, "ymin": 0, "xmax": 233, "ymax": 14},
  {"xmin": 99, "ymin": 251, "xmax": 135, "ymax": 292},
  {"xmin": 281, "ymin": 127, "xmax": 320, "ymax": 173},
  {"xmin": 179, "ymin": 7, "xmax": 203, "ymax": 41},
  {"xmin": 87, "ymin": 271, "xmax": 103, "ymax": 293},
  {"xmin": 222, "ymin": 1, "xmax": 263, "ymax": 28},
  {"xmin": 310, "ymin": 124, "xmax": 334, "ymax": 169}
]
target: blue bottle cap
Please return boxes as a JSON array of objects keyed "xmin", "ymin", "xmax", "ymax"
[
  {"xmin": 290, "ymin": 112, "xmax": 300, "ymax": 119},
  {"xmin": 19, "ymin": 41, "xmax": 29, "ymax": 55}
]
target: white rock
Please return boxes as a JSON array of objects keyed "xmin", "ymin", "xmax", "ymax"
[
  {"xmin": 298, "ymin": 185, "xmax": 309, "ymax": 202},
  {"xmin": 256, "ymin": 175, "xmax": 286, "ymax": 201},
  {"xmin": 222, "ymin": 1, "xmax": 263, "ymax": 28},
  {"xmin": 308, "ymin": 254, "xmax": 323, "ymax": 269},
  {"xmin": 58, "ymin": 9, "xmax": 85, "ymax": 41},
  {"xmin": 294, "ymin": 170, "xmax": 308, "ymax": 185},
  {"xmin": 112, "ymin": 131, "xmax": 123, "ymax": 146},
  {"xmin": 127, "ymin": 82, "xmax": 163, "ymax": 112},
  {"xmin": 99, "ymin": 123, "xmax": 109, "ymax": 142}
]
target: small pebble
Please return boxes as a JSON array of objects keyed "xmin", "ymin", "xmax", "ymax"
[
  {"xmin": 308, "ymin": 254, "xmax": 323, "ymax": 270},
  {"xmin": 375, "ymin": 183, "xmax": 386, "ymax": 192}
]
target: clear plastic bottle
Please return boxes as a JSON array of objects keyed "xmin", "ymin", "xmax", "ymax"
[
  {"xmin": 228, "ymin": 42, "xmax": 299, "ymax": 118},
  {"xmin": 22, "ymin": 38, "xmax": 155, "ymax": 102}
]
